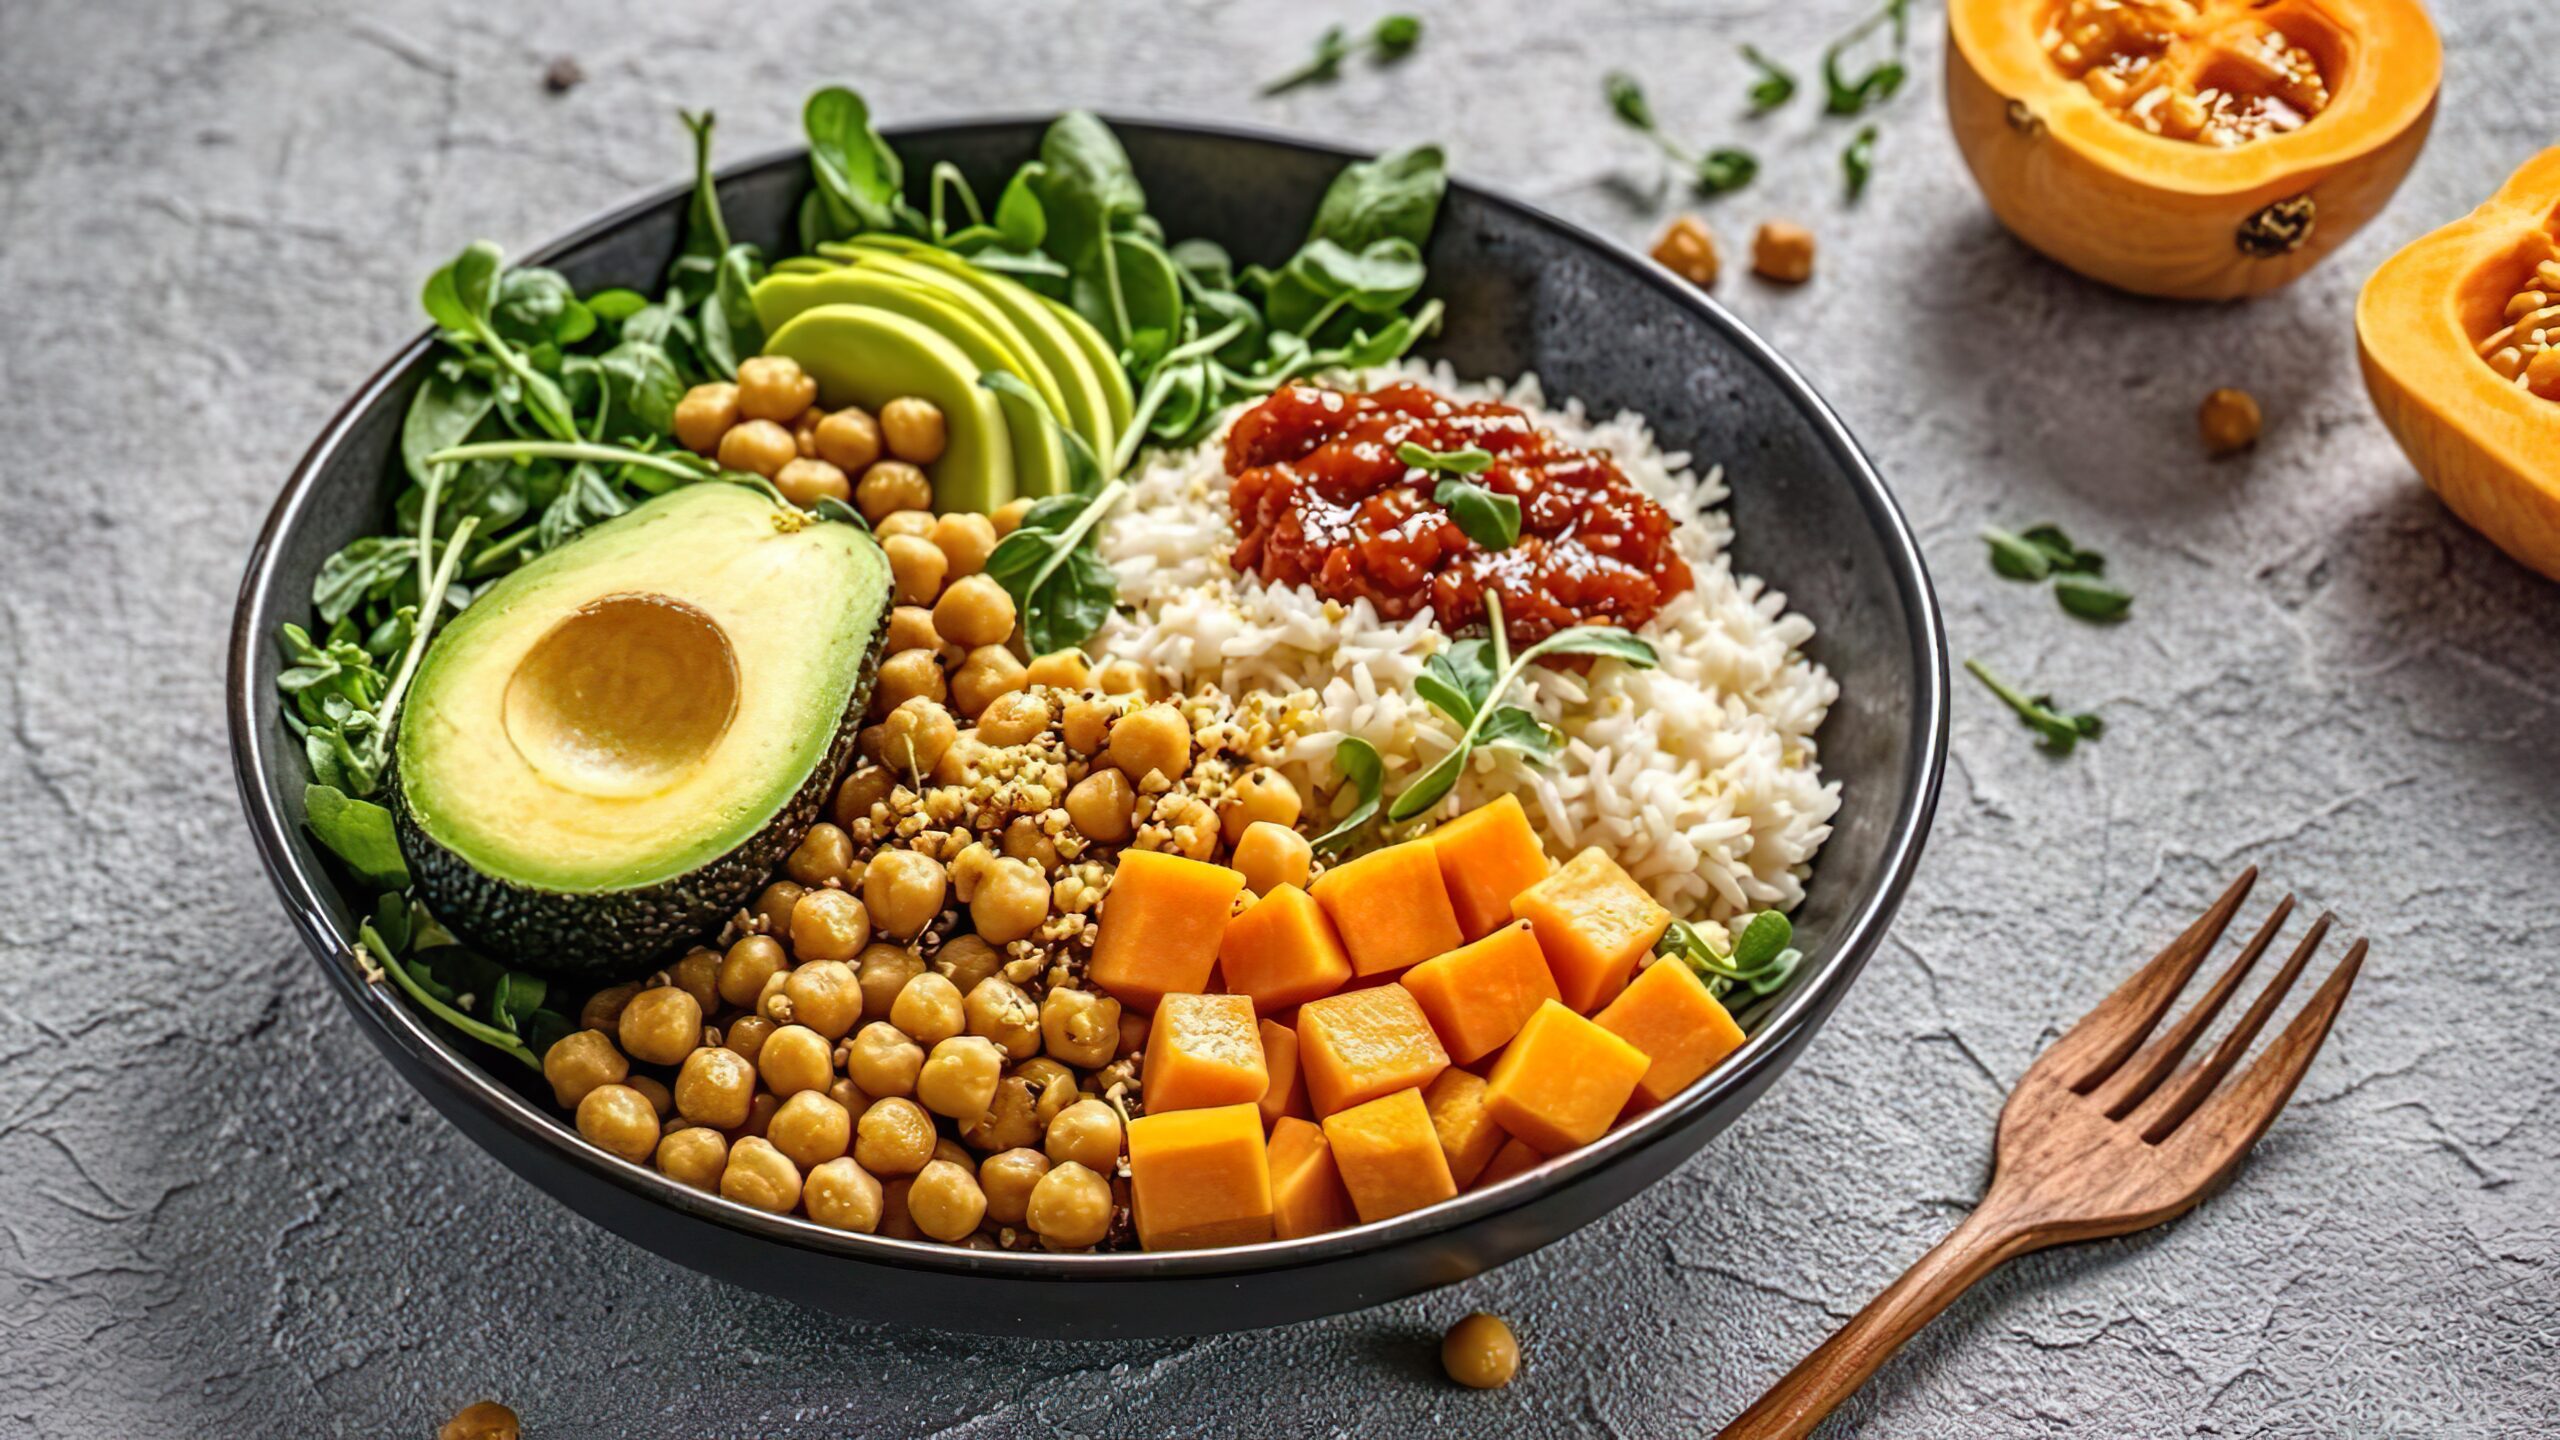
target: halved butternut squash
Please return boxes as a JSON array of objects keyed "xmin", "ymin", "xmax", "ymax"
[
  {"xmin": 1948, "ymin": 0, "xmax": 2439, "ymax": 299},
  {"xmin": 2358, "ymin": 146, "xmax": 2560, "ymax": 580}
]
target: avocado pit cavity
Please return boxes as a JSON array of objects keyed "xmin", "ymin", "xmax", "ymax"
[{"xmin": 502, "ymin": 594, "xmax": 739, "ymax": 799}]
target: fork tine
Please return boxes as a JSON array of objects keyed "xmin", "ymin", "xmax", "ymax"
[
  {"xmin": 2091, "ymin": 896, "xmax": 2295, "ymax": 1119},
  {"xmin": 2131, "ymin": 912, "xmax": 2334, "ymax": 1143},
  {"xmin": 2037, "ymin": 867, "xmax": 2258, "ymax": 1094},
  {"xmin": 2158, "ymin": 938, "xmax": 2366, "ymax": 1175}
]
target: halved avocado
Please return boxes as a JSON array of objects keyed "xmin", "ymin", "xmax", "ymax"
[
  {"xmin": 763, "ymin": 304, "xmax": 1017, "ymax": 512},
  {"xmin": 392, "ymin": 482, "xmax": 889, "ymax": 978},
  {"xmin": 749, "ymin": 270, "xmax": 1072, "ymax": 496}
]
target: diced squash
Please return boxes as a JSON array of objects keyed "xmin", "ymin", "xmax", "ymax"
[
  {"xmin": 1267, "ymin": 1115, "xmax": 1355, "ymax": 1239},
  {"xmin": 1297, "ymin": 984, "xmax": 1450, "ymax": 1118},
  {"xmin": 1594, "ymin": 955, "xmax": 1749, "ymax": 1111},
  {"xmin": 1309, "ymin": 838, "xmax": 1464, "ymax": 977},
  {"xmin": 1126, "ymin": 1102, "xmax": 1273, "ymax": 1250},
  {"xmin": 1475, "ymin": 1137, "xmax": 1543, "ymax": 1189},
  {"xmin": 1399, "ymin": 920, "xmax": 1560, "ymax": 1065},
  {"xmin": 1321, "ymin": 1087, "xmax": 1457, "ymax": 1224},
  {"xmin": 1423, "ymin": 1068, "xmax": 1508, "ymax": 1187},
  {"xmin": 1091, "ymin": 850, "xmax": 1247, "ymax": 1012},
  {"xmin": 1144, "ymin": 993, "xmax": 1268, "ymax": 1114},
  {"xmin": 1427, "ymin": 794, "xmax": 1553, "ymax": 941},
  {"xmin": 1219, "ymin": 884, "xmax": 1355, "ymax": 1011},
  {"xmin": 1512, "ymin": 847, "xmax": 1671, "ymax": 1012},
  {"xmin": 1483, "ymin": 1000, "xmax": 1650, "ymax": 1155},
  {"xmin": 1258, "ymin": 1017, "xmax": 1310, "ymax": 1127},
  {"xmin": 1232, "ymin": 820, "xmax": 1313, "ymax": 896}
]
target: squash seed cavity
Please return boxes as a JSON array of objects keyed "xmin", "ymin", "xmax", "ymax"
[
  {"xmin": 2043, "ymin": 0, "xmax": 2333, "ymax": 148},
  {"xmin": 2477, "ymin": 257, "xmax": 2560, "ymax": 401}
]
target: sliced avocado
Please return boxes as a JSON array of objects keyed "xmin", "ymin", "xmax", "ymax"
[
  {"xmin": 393, "ymin": 482, "xmax": 889, "ymax": 978},
  {"xmin": 752, "ymin": 264, "xmax": 1075, "ymax": 432},
  {"xmin": 749, "ymin": 270, "xmax": 1072, "ymax": 496},
  {"xmin": 762, "ymin": 304, "xmax": 1017, "ymax": 511},
  {"xmin": 831, "ymin": 235, "xmax": 1130, "ymax": 460}
]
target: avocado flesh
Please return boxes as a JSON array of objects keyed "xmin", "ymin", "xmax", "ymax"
[
  {"xmin": 822, "ymin": 235, "xmax": 1130, "ymax": 460},
  {"xmin": 393, "ymin": 482, "xmax": 889, "ymax": 978},
  {"xmin": 749, "ymin": 269, "xmax": 1072, "ymax": 496},
  {"xmin": 762, "ymin": 304, "xmax": 1017, "ymax": 512}
]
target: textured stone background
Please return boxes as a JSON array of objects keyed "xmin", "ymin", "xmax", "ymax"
[{"xmin": 3, "ymin": 1, "xmax": 2555, "ymax": 1436}]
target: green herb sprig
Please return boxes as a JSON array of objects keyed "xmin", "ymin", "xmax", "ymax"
[
  {"xmin": 1983, "ymin": 523, "xmax": 2133, "ymax": 621},
  {"xmin": 1821, "ymin": 0, "xmax": 1912, "ymax": 116},
  {"xmin": 1661, "ymin": 912, "xmax": 1802, "ymax": 999},
  {"xmin": 1605, "ymin": 72, "xmax": 1760, "ymax": 196},
  {"xmin": 1966, "ymin": 658, "xmax": 2104, "ymax": 755},
  {"xmin": 1398, "ymin": 441, "xmax": 1519, "ymax": 550},
  {"xmin": 1262, "ymin": 15, "xmax": 1424, "ymax": 96},
  {"xmin": 1396, "ymin": 596, "xmax": 1659, "ymax": 821},
  {"xmin": 1312, "ymin": 737, "xmax": 1386, "ymax": 854},
  {"xmin": 1742, "ymin": 46, "xmax": 1798, "ymax": 114}
]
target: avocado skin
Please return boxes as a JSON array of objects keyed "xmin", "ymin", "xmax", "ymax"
[{"xmin": 391, "ymin": 614, "xmax": 886, "ymax": 984}]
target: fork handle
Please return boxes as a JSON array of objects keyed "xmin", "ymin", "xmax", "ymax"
[{"xmin": 1716, "ymin": 1196, "xmax": 2044, "ymax": 1439}]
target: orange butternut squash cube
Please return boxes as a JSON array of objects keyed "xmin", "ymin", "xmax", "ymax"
[
  {"xmin": 1512, "ymin": 847, "xmax": 1671, "ymax": 1012},
  {"xmin": 1423, "ymin": 1068, "xmax": 1508, "ymax": 1187},
  {"xmin": 1398, "ymin": 920, "xmax": 1560, "ymax": 1065},
  {"xmin": 1483, "ymin": 1000, "xmax": 1650, "ymax": 1155},
  {"xmin": 1296, "ymin": 984, "xmax": 1450, "ymax": 1118},
  {"xmin": 1267, "ymin": 1115, "xmax": 1355, "ymax": 1239},
  {"xmin": 1594, "ymin": 955, "xmax": 1749, "ymax": 1111},
  {"xmin": 1427, "ymin": 794, "xmax": 1552, "ymax": 941},
  {"xmin": 1308, "ymin": 838, "xmax": 1463, "ymax": 977},
  {"xmin": 1144, "ymin": 993, "xmax": 1268, "ymax": 1114},
  {"xmin": 1091, "ymin": 850, "xmax": 1247, "ymax": 1012},
  {"xmin": 1126, "ymin": 1103, "xmax": 1273, "ymax": 1251},
  {"xmin": 1218, "ymin": 884, "xmax": 1355, "ymax": 1011},
  {"xmin": 1258, "ymin": 1018, "xmax": 1310, "ymax": 1127},
  {"xmin": 1475, "ymin": 1137, "xmax": 1543, "ymax": 1189},
  {"xmin": 1321, "ymin": 1087, "xmax": 1457, "ymax": 1224}
]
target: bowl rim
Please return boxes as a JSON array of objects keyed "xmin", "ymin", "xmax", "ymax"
[{"xmin": 226, "ymin": 111, "xmax": 1948, "ymax": 1282}]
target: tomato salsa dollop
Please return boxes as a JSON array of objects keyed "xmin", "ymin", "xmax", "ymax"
[{"xmin": 1224, "ymin": 383, "xmax": 1693, "ymax": 642}]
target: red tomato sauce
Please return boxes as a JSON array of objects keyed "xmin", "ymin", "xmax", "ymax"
[{"xmin": 1224, "ymin": 382, "xmax": 1693, "ymax": 642}]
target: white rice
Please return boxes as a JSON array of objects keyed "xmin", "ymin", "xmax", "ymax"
[{"xmin": 1093, "ymin": 359, "xmax": 1840, "ymax": 923}]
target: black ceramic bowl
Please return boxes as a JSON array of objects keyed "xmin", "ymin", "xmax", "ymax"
[{"xmin": 227, "ymin": 117, "xmax": 1947, "ymax": 1339}]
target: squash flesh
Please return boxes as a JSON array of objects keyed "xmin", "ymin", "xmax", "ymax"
[
  {"xmin": 1126, "ymin": 1103, "xmax": 1274, "ymax": 1251},
  {"xmin": 1321, "ymin": 1087, "xmax": 1459, "ymax": 1224}
]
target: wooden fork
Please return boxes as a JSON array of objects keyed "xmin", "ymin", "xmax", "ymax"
[{"xmin": 1718, "ymin": 869, "xmax": 2366, "ymax": 1439}]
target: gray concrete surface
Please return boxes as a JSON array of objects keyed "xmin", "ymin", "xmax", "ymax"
[{"xmin": 3, "ymin": 1, "xmax": 2555, "ymax": 1436}]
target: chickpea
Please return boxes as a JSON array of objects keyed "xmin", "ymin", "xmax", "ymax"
[
  {"xmin": 617, "ymin": 986, "xmax": 702, "ymax": 1067},
  {"xmin": 1045, "ymin": 1097, "xmax": 1124, "ymax": 1173},
  {"xmin": 949, "ymin": 645, "xmax": 1028, "ymax": 720},
  {"xmin": 786, "ymin": 822, "xmax": 853, "ymax": 888},
  {"xmin": 575, "ymin": 1083, "xmax": 660, "ymax": 1162},
  {"xmin": 719, "ymin": 1135, "xmax": 803, "ymax": 1214},
  {"xmin": 719, "ymin": 934, "xmax": 788, "ymax": 1009},
  {"xmin": 674, "ymin": 1045, "xmax": 756, "ymax": 1129},
  {"xmin": 827, "ymin": 1075, "xmax": 875, "ymax": 1115},
  {"xmin": 580, "ymin": 981, "xmax": 641, "ymax": 1033},
  {"xmin": 729, "ymin": 1090, "xmax": 780, "ymax": 1142},
  {"xmin": 929, "ymin": 511, "xmax": 999, "ymax": 578},
  {"xmin": 884, "ymin": 533, "xmax": 950, "ymax": 608},
  {"xmin": 1441, "ymin": 1312, "xmax": 1522, "ymax": 1389},
  {"xmin": 1014, "ymin": 1057, "xmax": 1079, "ymax": 1128},
  {"xmin": 846, "ymin": 1020, "xmax": 925, "ymax": 1098},
  {"xmin": 873, "ymin": 396, "xmax": 945, "ymax": 464},
  {"xmin": 1219, "ymin": 769, "xmax": 1302, "ymax": 845},
  {"xmin": 963, "ymin": 1072, "xmax": 1043, "ymax": 1152},
  {"xmin": 934, "ymin": 934, "xmax": 1003, "ymax": 997},
  {"xmin": 717, "ymin": 419, "xmax": 798, "ymax": 479},
  {"xmin": 2200, "ymin": 387, "xmax": 2261, "ymax": 455},
  {"xmin": 1094, "ymin": 659, "xmax": 1152, "ymax": 696},
  {"xmin": 1040, "ymin": 986, "xmax": 1121, "ymax": 1070},
  {"xmin": 931, "ymin": 733, "xmax": 988, "ymax": 788},
  {"xmin": 1027, "ymin": 1161, "xmax": 1114, "ymax": 1250},
  {"xmin": 950, "ymin": 837, "xmax": 999, "ymax": 903},
  {"xmin": 885, "ymin": 605, "xmax": 943, "ymax": 658},
  {"xmin": 1000, "ymin": 815, "xmax": 1058, "ymax": 870},
  {"xmin": 990, "ymin": 496, "xmax": 1035, "ymax": 538},
  {"xmin": 733, "ymin": 354, "xmax": 815, "ymax": 423},
  {"xmin": 856, "ymin": 944, "xmax": 926, "ymax": 1023},
  {"xmin": 1650, "ymin": 214, "xmax": 1720, "ymax": 288},
  {"xmin": 932, "ymin": 575, "xmax": 1018, "ymax": 650},
  {"xmin": 876, "ymin": 509, "xmax": 937, "ymax": 540},
  {"xmin": 900, "ymin": 1156, "xmax": 982, "ymax": 1241},
  {"xmin": 723, "ymin": 1014, "xmax": 775, "ymax": 1067},
  {"xmin": 803, "ymin": 1156, "xmax": 885, "ymax": 1232},
  {"xmin": 834, "ymin": 765, "xmax": 896, "ymax": 830},
  {"xmin": 976, "ymin": 690, "xmax": 1051, "ymax": 749},
  {"xmin": 856, "ymin": 460, "xmax": 935, "ymax": 521},
  {"xmin": 627, "ymin": 1073, "xmax": 674, "ymax": 1118},
  {"xmin": 758, "ymin": 1023, "xmax": 834, "ymax": 1098},
  {"xmin": 793, "ymin": 405, "xmax": 828, "ymax": 459},
  {"xmin": 773, "ymin": 456, "xmax": 852, "ymax": 509},
  {"xmin": 1232, "ymin": 821, "xmax": 1314, "ymax": 897},
  {"xmin": 785, "ymin": 958, "xmax": 864, "ymax": 1040},
  {"xmin": 864, "ymin": 849, "xmax": 949, "ymax": 940},
  {"xmin": 1106, "ymin": 703, "xmax": 1192, "ymax": 785},
  {"xmin": 1024, "ymin": 649, "xmax": 1091, "ymax": 690},
  {"xmin": 890, "ymin": 970, "xmax": 967, "ymax": 1045},
  {"xmin": 1116, "ymin": 1010, "xmax": 1151, "ymax": 1060},
  {"xmin": 672, "ymin": 382, "xmax": 740, "ymax": 456},
  {"xmin": 872, "ymin": 648, "xmax": 947, "ymax": 717},
  {"xmin": 916, "ymin": 1035, "xmax": 1005, "ymax": 1124},
  {"xmin": 934, "ymin": 1136, "xmax": 976, "ymax": 1170},
  {"xmin": 1062, "ymin": 695, "xmax": 1117, "ymax": 755},
  {"xmin": 656, "ymin": 1125, "xmax": 728, "ymax": 1189},
  {"xmin": 753, "ymin": 881, "xmax": 806, "ymax": 936},
  {"xmin": 667, "ymin": 947, "xmax": 720, "ymax": 1012},
  {"xmin": 1751, "ymin": 219, "xmax": 1816, "ymax": 284},
  {"xmin": 854, "ymin": 1096, "xmax": 937, "ymax": 1177},
  {"xmin": 815, "ymin": 407, "xmax": 885, "ymax": 475},
  {"xmin": 955, "ymin": 866, "xmax": 1040, "ymax": 951},
  {"xmin": 956, "ymin": 975, "xmax": 1037, "ymax": 1059},
  {"xmin": 979, "ymin": 1147, "xmax": 1051, "ymax": 1227},
  {"xmin": 439, "ymin": 1400, "xmax": 521, "ymax": 1440},
  {"xmin": 877, "ymin": 1178, "xmax": 921, "ymax": 1238},
  {"xmin": 543, "ymin": 1029, "xmax": 629, "ymax": 1108},
  {"xmin": 877, "ymin": 697, "xmax": 959, "ymax": 778},
  {"xmin": 767, "ymin": 1089, "xmax": 854, "ymax": 1172},
  {"xmin": 790, "ymin": 888, "xmax": 872, "ymax": 963},
  {"xmin": 1065, "ymin": 767, "xmax": 1137, "ymax": 844}
]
